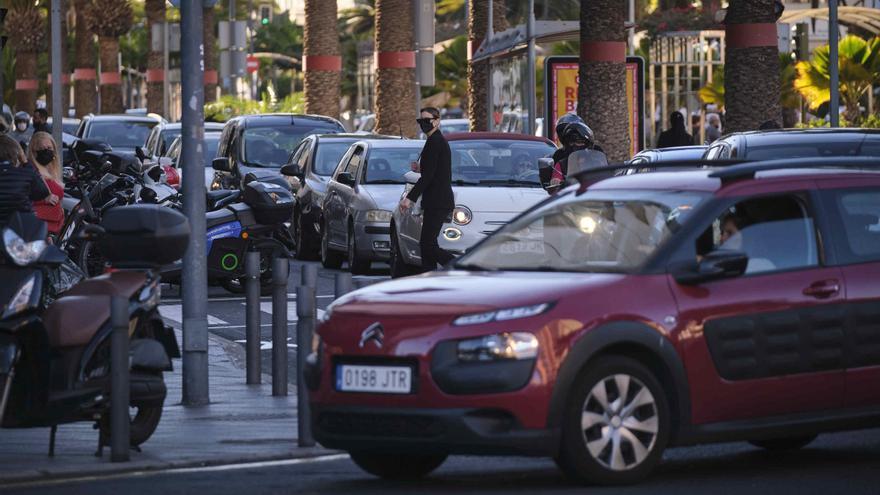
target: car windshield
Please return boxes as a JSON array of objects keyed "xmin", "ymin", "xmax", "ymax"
[
  {"xmin": 441, "ymin": 121, "xmax": 469, "ymax": 133},
  {"xmin": 242, "ymin": 125, "xmax": 337, "ymax": 168},
  {"xmin": 314, "ymin": 141, "xmax": 357, "ymax": 176},
  {"xmin": 449, "ymin": 139, "xmax": 555, "ymax": 187},
  {"xmin": 202, "ymin": 134, "xmax": 221, "ymax": 168},
  {"xmin": 160, "ymin": 129, "xmax": 182, "ymax": 154},
  {"xmin": 86, "ymin": 121, "xmax": 157, "ymax": 149},
  {"xmin": 745, "ymin": 136, "xmax": 880, "ymax": 160},
  {"xmin": 363, "ymin": 147, "xmax": 422, "ymax": 184},
  {"xmin": 456, "ymin": 189, "xmax": 707, "ymax": 273}
]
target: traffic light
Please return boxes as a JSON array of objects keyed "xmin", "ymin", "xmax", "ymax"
[{"xmin": 259, "ymin": 6, "xmax": 270, "ymax": 26}]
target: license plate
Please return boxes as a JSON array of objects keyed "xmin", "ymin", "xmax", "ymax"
[
  {"xmin": 335, "ymin": 364, "xmax": 412, "ymax": 394},
  {"xmin": 500, "ymin": 240, "xmax": 545, "ymax": 255}
]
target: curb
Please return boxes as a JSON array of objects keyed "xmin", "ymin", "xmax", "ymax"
[{"xmin": 0, "ymin": 448, "xmax": 342, "ymax": 487}]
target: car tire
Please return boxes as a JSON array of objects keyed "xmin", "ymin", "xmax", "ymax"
[
  {"xmin": 347, "ymin": 223, "xmax": 371, "ymax": 275},
  {"xmin": 349, "ymin": 451, "xmax": 447, "ymax": 480},
  {"xmin": 294, "ymin": 210, "xmax": 319, "ymax": 261},
  {"xmin": 555, "ymin": 356, "xmax": 670, "ymax": 486},
  {"xmin": 320, "ymin": 221, "xmax": 344, "ymax": 270},
  {"xmin": 749, "ymin": 435, "xmax": 817, "ymax": 451},
  {"xmin": 390, "ymin": 226, "xmax": 416, "ymax": 279}
]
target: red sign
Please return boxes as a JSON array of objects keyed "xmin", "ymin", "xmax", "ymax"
[{"xmin": 246, "ymin": 56, "xmax": 259, "ymax": 74}]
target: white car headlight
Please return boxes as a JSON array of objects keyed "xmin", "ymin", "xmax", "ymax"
[
  {"xmin": 365, "ymin": 210, "xmax": 393, "ymax": 222},
  {"xmin": 457, "ymin": 332, "xmax": 539, "ymax": 362},
  {"xmin": 452, "ymin": 303, "xmax": 551, "ymax": 326},
  {"xmin": 452, "ymin": 205, "xmax": 472, "ymax": 225},
  {"xmin": 2, "ymin": 274, "xmax": 38, "ymax": 319},
  {"xmin": 3, "ymin": 229, "xmax": 47, "ymax": 267}
]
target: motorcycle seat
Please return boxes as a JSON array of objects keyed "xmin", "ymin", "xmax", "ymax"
[
  {"xmin": 64, "ymin": 271, "xmax": 148, "ymax": 299},
  {"xmin": 206, "ymin": 207, "xmax": 238, "ymax": 229},
  {"xmin": 207, "ymin": 190, "xmax": 241, "ymax": 211},
  {"xmin": 44, "ymin": 295, "xmax": 111, "ymax": 348}
]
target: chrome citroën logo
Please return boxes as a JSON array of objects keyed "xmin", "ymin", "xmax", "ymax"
[{"xmin": 358, "ymin": 322, "xmax": 385, "ymax": 349}]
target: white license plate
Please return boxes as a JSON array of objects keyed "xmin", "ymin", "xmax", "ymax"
[{"xmin": 335, "ymin": 364, "xmax": 413, "ymax": 394}]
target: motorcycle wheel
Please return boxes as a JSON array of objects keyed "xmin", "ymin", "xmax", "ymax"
[
  {"xmin": 99, "ymin": 371, "xmax": 164, "ymax": 447},
  {"xmin": 219, "ymin": 245, "xmax": 276, "ymax": 296},
  {"xmin": 75, "ymin": 240, "xmax": 108, "ymax": 278}
]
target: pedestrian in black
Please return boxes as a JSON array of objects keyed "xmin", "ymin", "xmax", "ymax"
[
  {"xmin": 656, "ymin": 111, "xmax": 693, "ymax": 148},
  {"xmin": 0, "ymin": 134, "xmax": 50, "ymax": 227},
  {"xmin": 399, "ymin": 107, "xmax": 455, "ymax": 272},
  {"xmin": 32, "ymin": 108, "xmax": 51, "ymax": 134}
]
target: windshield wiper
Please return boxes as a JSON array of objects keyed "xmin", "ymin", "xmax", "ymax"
[
  {"xmin": 451, "ymin": 179, "xmax": 480, "ymax": 186},
  {"xmin": 453, "ymin": 262, "xmax": 497, "ymax": 272},
  {"xmin": 477, "ymin": 179, "xmax": 541, "ymax": 187},
  {"xmin": 365, "ymin": 179, "xmax": 405, "ymax": 185}
]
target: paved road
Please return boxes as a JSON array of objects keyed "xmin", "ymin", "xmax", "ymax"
[
  {"xmin": 158, "ymin": 260, "xmax": 390, "ymax": 381},
  {"xmin": 8, "ymin": 429, "xmax": 880, "ymax": 494}
]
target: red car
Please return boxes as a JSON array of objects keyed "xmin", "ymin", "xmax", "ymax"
[{"xmin": 307, "ymin": 156, "xmax": 880, "ymax": 485}]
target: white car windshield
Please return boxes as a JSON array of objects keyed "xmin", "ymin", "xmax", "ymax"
[
  {"xmin": 456, "ymin": 190, "xmax": 707, "ymax": 273},
  {"xmin": 363, "ymin": 147, "xmax": 423, "ymax": 184},
  {"xmin": 450, "ymin": 140, "xmax": 555, "ymax": 187}
]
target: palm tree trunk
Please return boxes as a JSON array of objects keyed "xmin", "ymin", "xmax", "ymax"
[
  {"xmin": 99, "ymin": 37, "xmax": 123, "ymax": 114},
  {"xmin": 14, "ymin": 53, "xmax": 37, "ymax": 115},
  {"xmin": 374, "ymin": 0, "xmax": 416, "ymax": 137},
  {"xmin": 724, "ymin": 0, "xmax": 781, "ymax": 132},
  {"xmin": 304, "ymin": 0, "xmax": 340, "ymax": 119},
  {"xmin": 74, "ymin": 0, "xmax": 97, "ymax": 118},
  {"xmin": 578, "ymin": 0, "xmax": 631, "ymax": 161},
  {"xmin": 204, "ymin": 6, "xmax": 218, "ymax": 103},
  {"xmin": 467, "ymin": 0, "xmax": 509, "ymax": 131},
  {"xmin": 146, "ymin": 0, "xmax": 165, "ymax": 115}
]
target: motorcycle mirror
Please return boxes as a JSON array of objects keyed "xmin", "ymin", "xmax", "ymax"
[
  {"xmin": 537, "ymin": 157, "xmax": 554, "ymax": 170},
  {"xmin": 135, "ymin": 146, "xmax": 148, "ymax": 161},
  {"xmin": 140, "ymin": 187, "xmax": 158, "ymax": 203}
]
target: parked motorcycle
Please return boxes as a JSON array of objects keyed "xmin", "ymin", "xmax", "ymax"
[{"xmin": 0, "ymin": 205, "xmax": 188, "ymax": 450}]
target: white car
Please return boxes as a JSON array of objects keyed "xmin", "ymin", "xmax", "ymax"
[{"xmin": 390, "ymin": 132, "xmax": 556, "ymax": 277}]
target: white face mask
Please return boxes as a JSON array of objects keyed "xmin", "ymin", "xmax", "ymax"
[{"xmin": 15, "ymin": 123, "xmax": 27, "ymax": 132}]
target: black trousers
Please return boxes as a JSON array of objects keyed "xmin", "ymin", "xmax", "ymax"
[{"xmin": 420, "ymin": 208, "xmax": 455, "ymax": 271}]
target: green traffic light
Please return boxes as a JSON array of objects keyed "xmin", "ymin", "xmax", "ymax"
[{"xmin": 261, "ymin": 18, "xmax": 269, "ymax": 25}]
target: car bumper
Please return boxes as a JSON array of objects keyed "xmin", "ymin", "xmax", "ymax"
[
  {"xmin": 354, "ymin": 221, "xmax": 392, "ymax": 261},
  {"xmin": 312, "ymin": 405, "xmax": 558, "ymax": 456}
]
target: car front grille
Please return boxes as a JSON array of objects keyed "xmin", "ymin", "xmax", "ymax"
[{"xmin": 317, "ymin": 411, "xmax": 446, "ymax": 438}]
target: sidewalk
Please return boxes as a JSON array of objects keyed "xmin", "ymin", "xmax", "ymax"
[{"xmin": 0, "ymin": 330, "xmax": 335, "ymax": 485}]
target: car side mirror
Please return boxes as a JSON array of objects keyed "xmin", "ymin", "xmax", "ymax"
[
  {"xmin": 212, "ymin": 157, "xmax": 232, "ymax": 172},
  {"xmin": 673, "ymin": 249, "xmax": 749, "ymax": 285},
  {"xmin": 403, "ymin": 171, "xmax": 421, "ymax": 185},
  {"xmin": 336, "ymin": 172, "xmax": 356, "ymax": 187},
  {"xmin": 280, "ymin": 163, "xmax": 303, "ymax": 178}
]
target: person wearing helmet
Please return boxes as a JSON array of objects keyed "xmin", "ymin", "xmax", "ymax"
[
  {"xmin": 542, "ymin": 113, "xmax": 603, "ymax": 194},
  {"xmin": 10, "ymin": 111, "xmax": 33, "ymax": 147}
]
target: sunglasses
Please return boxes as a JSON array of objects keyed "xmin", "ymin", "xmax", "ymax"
[{"xmin": 416, "ymin": 117, "xmax": 436, "ymax": 125}]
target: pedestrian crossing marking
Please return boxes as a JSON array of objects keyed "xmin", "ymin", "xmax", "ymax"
[{"xmin": 159, "ymin": 304, "xmax": 229, "ymax": 325}]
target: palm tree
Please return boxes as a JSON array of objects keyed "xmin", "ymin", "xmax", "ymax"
[
  {"xmin": 578, "ymin": 0, "xmax": 631, "ymax": 161},
  {"xmin": 338, "ymin": 0, "xmax": 375, "ymax": 39},
  {"xmin": 145, "ymin": 0, "xmax": 164, "ymax": 114},
  {"xmin": 467, "ymin": 0, "xmax": 508, "ymax": 131},
  {"xmin": 73, "ymin": 0, "xmax": 97, "ymax": 117},
  {"xmin": 85, "ymin": 0, "xmax": 133, "ymax": 114},
  {"xmin": 723, "ymin": 0, "xmax": 781, "ymax": 133},
  {"xmin": 304, "ymin": 0, "xmax": 341, "ymax": 119},
  {"xmin": 204, "ymin": 4, "xmax": 218, "ymax": 103},
  {"xmin": 795, "ymin": 35, "xmax": 880, "ymax": 124},
  {"xmin": 7, "ymin": 1, "xmax": 46, "ymax": 114},
  {"xmin": 374, "ymin": 0, "xmax": 416, "ymax": 137}
]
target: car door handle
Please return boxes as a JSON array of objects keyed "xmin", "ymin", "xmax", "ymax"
[{"xmin": 802, "ymin": 280, "xmax": 840, "ymax": 298}]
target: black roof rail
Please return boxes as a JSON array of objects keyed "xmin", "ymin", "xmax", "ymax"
[
  {"xmin": 708, "ymin": 156, "xmax": 880, "ymax": 183},
  {"xmin": 569, "ymin": 159, "xmax": 748, "ymax": 181}
]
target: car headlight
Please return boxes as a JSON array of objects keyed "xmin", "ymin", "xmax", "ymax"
[
  {"xmin": 365, "ymin": 209, "xmax": 393, "ymax": 222},
  {"xmin": 2, "ymin": 274, "xmax": 39, "ymax": 319},
  {"xmin": 452, "ymin": 303, "xmax": 552, "ymax": 326},
  {"xmin": 452, "ymin": 205, "xmax": 472, "ymax": 225},
  {"xmin": 457, "ymin": 332, "xmax": 539, "ymax": 362},
  {"xmin": 3, "ymin": 229, "xmax": 47, "ymax": 266}
]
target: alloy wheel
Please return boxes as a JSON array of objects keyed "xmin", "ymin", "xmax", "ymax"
[{"xmin": 580, "ymin": 374, "xmax": 659, "ymax": 471}]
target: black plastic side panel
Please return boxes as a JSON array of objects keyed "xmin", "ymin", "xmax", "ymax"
[{"xmin": 431, "ymin": 341, "xmax": 535, "ymax": 395}]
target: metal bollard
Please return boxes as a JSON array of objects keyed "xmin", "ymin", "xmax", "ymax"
[
  {"xmin": 300, "ymin": 263, "xmax": 318, "ymax": 288},
  {"xmin": 271, "ymin": 257, "xmax": 289, "ymax": 396},
  {"xmin": 296, "ymin": 285, "xmax": 316, "ymax": 447},
  {"xmin": 334, "ymin": 272, "xmax": 353, "ymax": 299},
  {"xmin": 110, "ymin": 296, "xmax": 130, "ymax": 462},
  {"xmin": 245, "ymin": 251, "xmax": 261, "ymax": 385}
]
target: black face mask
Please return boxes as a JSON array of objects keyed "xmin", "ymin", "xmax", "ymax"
[
  {"xmin": 35, "ymin": 149, "xmax": 55, "ymax": 166},
  {"xmin": 417, "ymin": 118, "xmax": 435, "ymax": 134}
]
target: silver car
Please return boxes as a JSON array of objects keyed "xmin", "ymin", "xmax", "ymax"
[
  {"xmin": 320, "ymin": 139, "xmax": 425, "ymax": 274},
  {"xmin": 390, "ymin": 133, "xmax": 556, "ymax": 277}
]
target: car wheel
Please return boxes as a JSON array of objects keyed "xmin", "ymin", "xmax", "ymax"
[
  {"xmin": 320, "ymin": 220, "xmax": 344, "ymax": 270},
  {"xmin": 390, "ymin": 226, "xmax": 415, "ymax": 279},
  {"xmin": 347, "ymin": 223, "xmax": 371, "ymax": 275},
  {"xmin": 349, "ymin": 452, "xmax": 447, "ymax": 480},
  {"xmin": 555, "ymin": 356, "xmax": 670, "ymax": 486},
  {"xmin": 749, "ymin": 435, "xmax": 817, "ymax": 451}
]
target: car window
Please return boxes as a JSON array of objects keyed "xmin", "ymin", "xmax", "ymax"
[
  {"xmin": 288, "ymin": 140, "xmax": 306, "ymax": 167},
  {"xmin": 745, "ymin": 138, "xmax": 880, "ymax": 160},
  {"xmin": 339, "ymin": 148, "xmax": 363, "ymax": 183},
  {"xmin": 364, "ymin": 147, "xmax": 421, "ymax": 184},
  {"xmin": 145, "ymin": 127, "xmax": 159, "ymax": 154},
  {"xmin": 697, "ymin": 195, "xmax": 819, "ymax": 275},
  {"xmin": 217, "ymin": 123, "xmax": 233, "ymax": 157},
  {"xmin": 314, "ymin": 141, "xmax": 358, "ymax": 176},
  {"xmin": 160, "ymin": 129, "xmax": 182, "ymax": 156},
  {"xmin": 823, "ymin": 188, "xmax": 880, "ymax": 264},
  {"xmin": 85, "ymin": 121, "xmax": 157, "ymax": 149},
  {"xmin": 241, "ymin": 125, "xmax": 341, "ymax": 168},
  {"xmin": 449, "ymin": 139, "xmax": 555, "ymax": 186}
]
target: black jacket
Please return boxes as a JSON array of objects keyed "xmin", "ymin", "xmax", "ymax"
[
  {"xmin": 0, "ymin": 161, "xmax": 50, "ymax": 225},
  {"xmin": 407, "ymin": 131, "xmax": 454, "ymax": 210},
  {"xmin": 656, "ymin": 130, "xmax": 693, "ymax": 149},
  {"xmin": 541, "ymin": 144, "xmax": 605, "ymax": 187}
]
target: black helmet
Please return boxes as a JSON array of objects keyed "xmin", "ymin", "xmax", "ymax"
[
  {"xmin": 555, "ymin": 113, "xmax": 584, "ymax": 141},
  {"xmin": 560, "ymin": 121, "xmax": 594, "ymax": 148},
  {"xmin": 14, "ymin": 111, "xmax": 29, "ymax": 124}
]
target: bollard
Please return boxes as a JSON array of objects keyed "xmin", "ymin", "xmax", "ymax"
[
  {"xmin": 271, "ymin": 257, "xmax": 290, "ymax": 396},
  {"xmin": 300, "ymin": 263, "xmax": 318, "ymax": 288},
  {"xmin": 245, "ymin": 251, "xmax": 261, "ymax": 385},
  {"xmin": 296, "ymin": 285, "xmax": 316, "ymax": 447},
  {"xmin": 110, "ymin": 296, "xmax": 130, "ymax": 462},
  {"xmin": 334, "ymin": 272, "xmax": 353, "ymax": 299}
]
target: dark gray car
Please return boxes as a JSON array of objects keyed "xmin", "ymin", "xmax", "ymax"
[{"xmin": 320, "ymin": 139, "xmax": 424, "ymax": 274}]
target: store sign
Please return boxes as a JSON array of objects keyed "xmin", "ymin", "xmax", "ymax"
[{"xmin": 545, "ymin": 56, "xmax": 645, "ymax": 156}]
